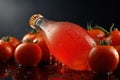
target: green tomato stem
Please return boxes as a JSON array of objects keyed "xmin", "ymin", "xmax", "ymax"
[
  {"xmin": 87, "ymin": 21, "xmax": 93, "ymax": 30},
  {"xmin": 110, "ymin": 23, "xmax": 115, "ymax": 32},
  {"xmin": 99, "ymin": 40, "xmax": 110, "ymax": 46},
  {"xmin": 2, "ymin": 36, "xmax": 11, "ymax": 42},
  {"xmin": 94, "ymin": 25, "xmax": 109, "ymax": 36}
]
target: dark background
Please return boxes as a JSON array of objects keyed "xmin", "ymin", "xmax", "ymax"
[{"xmin": 0, "ymin": 0, "xmax": 120, "ymax": 40}]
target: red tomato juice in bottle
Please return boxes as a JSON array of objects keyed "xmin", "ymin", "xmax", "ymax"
[{"xmin": 29, "ymin": 14, "xmax": 96, "ymax": 71}]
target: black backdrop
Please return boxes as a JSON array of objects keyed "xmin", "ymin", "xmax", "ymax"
[{"xmin": 0, "ymin": 0, "xmax": 119, "ymax": 39}]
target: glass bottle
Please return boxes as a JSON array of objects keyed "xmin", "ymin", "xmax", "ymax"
[{"xmin": 29, "ymin": 14, "xmax": 96, "ymax": 71}]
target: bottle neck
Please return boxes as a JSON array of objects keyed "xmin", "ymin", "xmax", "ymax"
[{"xmin": 34, "ymin": 17, "xmax": 48, "ymax": 30}]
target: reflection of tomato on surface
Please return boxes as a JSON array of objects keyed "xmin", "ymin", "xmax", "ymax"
[
  {"xmin": 14, "ymin": 42, "xmax": 42, "ymax": 66},
  {"xmin": 6, "ymin": 61, "xmax": 18, "ymax": 76},
  {"xmin": 72, "ymin": 71, "xmax": 93, "ymax": 80},
  {"xmin": 92, "ymin": 73, "xmax": 116, "ymax": 80},
  {"xmin": 39, "ymin": 66, "xmax": 49, "ymax": 80},
  {"xmin": 12, "ymin": 67, "xmax": 41, "ymax": 80},
  {"xmin": 0, "ymin": 64, "xmax": 9, "ymax": 78},
  {"xmin": 22, "ymin": 29, "xmax": 50, "ymax": 64},
  {"xmin": 49, "ymin": 70, "xmax": 93, "ymax": 80},
  {"xmin": 0, "ymin": 71, "xmax": 9, "ymax": 78},
  {"xmin": 49, "ymin": 78, "xmax": 66, "ymax": 80}
]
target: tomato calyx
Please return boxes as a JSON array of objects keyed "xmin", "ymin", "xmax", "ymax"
[
  {"xmin": 93, "ymin": 25, "xmax": 109, "ymax": 36},
  {"xmin": 22, "ymin": 38, "xmax": 39, "ymax": 44},
  {"xmin": 104, "ymin": 23, "xmax": 120, "ymax": 46},
  {"xmin": 2, "ymin": 36, "xmax": 11, "ymax": 42},
  {"xmin": 87, "ymin": 22, "xmax": 108, "ymax": 44},
  {"xmin": 87, "ymin": 22, "xmax": 119, "ymax": 37},
  {"xmin": 87, "ymin": 22, "xmax": 109, "ymax": 36},
  {"xmin": 87, "ymin": 21, "xmax": 93, "ymax": 30},
  {"xmin": 27, "ymin": 29, "xmax": 40, "ymax": 34},
  {"xmin": 99, "ymin": 40, "xmax": 111, "ymax": 46}
]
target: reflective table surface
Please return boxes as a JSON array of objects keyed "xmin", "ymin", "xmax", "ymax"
[{"xmin": 0, "ymin": 60, "xmax": 120, "ymax": 80}]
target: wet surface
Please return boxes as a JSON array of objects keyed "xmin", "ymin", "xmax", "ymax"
[{"xmin": 0, "ymin": 60, "xmax": 120, "ymax": 80}]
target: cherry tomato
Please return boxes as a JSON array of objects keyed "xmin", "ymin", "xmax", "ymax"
[
  {"xmin": 22, "ymin": 29, "xmax": 42, "ymax": 42},
  {"xmin": 88, "ymin": 29, "xmax": 105, "ymax": 40},
  {"xmin": 0, "ymin": 36, "xmax": 20, "ymax": 52},
  {"xmin": 88, "ymin": 45, "xmax": 119, "ymax": 74},
  {"xmin": 22, "ymin": 29, "xmax": 50, "ymax": 64},
  {"xmin": 105, "ymin": 30, "xmax": 120, "ymax": 46},
  {"xmin": 33, "ymin": 37, "xmax": 50, "ymax": 64},
  {"xmin": 0, "ymin": 42, "xmax": 13, "ymax": 62},
  {"xmin": 87, "ymin": 23, "xmax": 106, "ymax": 44},
  {"xmin": 115, "ymin": 46, "xmax": 120, "ymax": 69},
  {"xmin": 14, "ymin": 42, "xmax": 42, "ymax": 66}
]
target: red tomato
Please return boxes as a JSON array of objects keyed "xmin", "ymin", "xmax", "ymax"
[
  {"xmin": 33, "ymin": 37, "xmax": 50, "ymax": 64},
  {"xmin": 22, "ymin": 29, "xmax": 42, "ymax": 42},
  {"xmin": 87, "ymin": 29, "xmax": 105, "ymax": 44},
  {"xmin": 88, "ymin": 45, "xmax": 119, "ymax": 74},
  {"xmin": 115, "ymin": 46, "xmax": 120, "ymax": 69},
  {"xmin": 0, "ymin": 42, "xmax": 13, "ymax": 62},
  {"xmin": 14, "ymin": 42, "xmax": 42, "ymax": 66},
  {"xmin": 0, "ymin": 36, "xmax": 20, "ymax": 51},
  {"xmin": 88, "ymin": 29, "xmax": 105, "ymax": 40},
  {"xmin": 22, "ymin": 29, "xmax": 50, "ymax": 64},
  {"xmin": 105, "ymin": 30, "xmax": 120, "ymax": 46}
]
